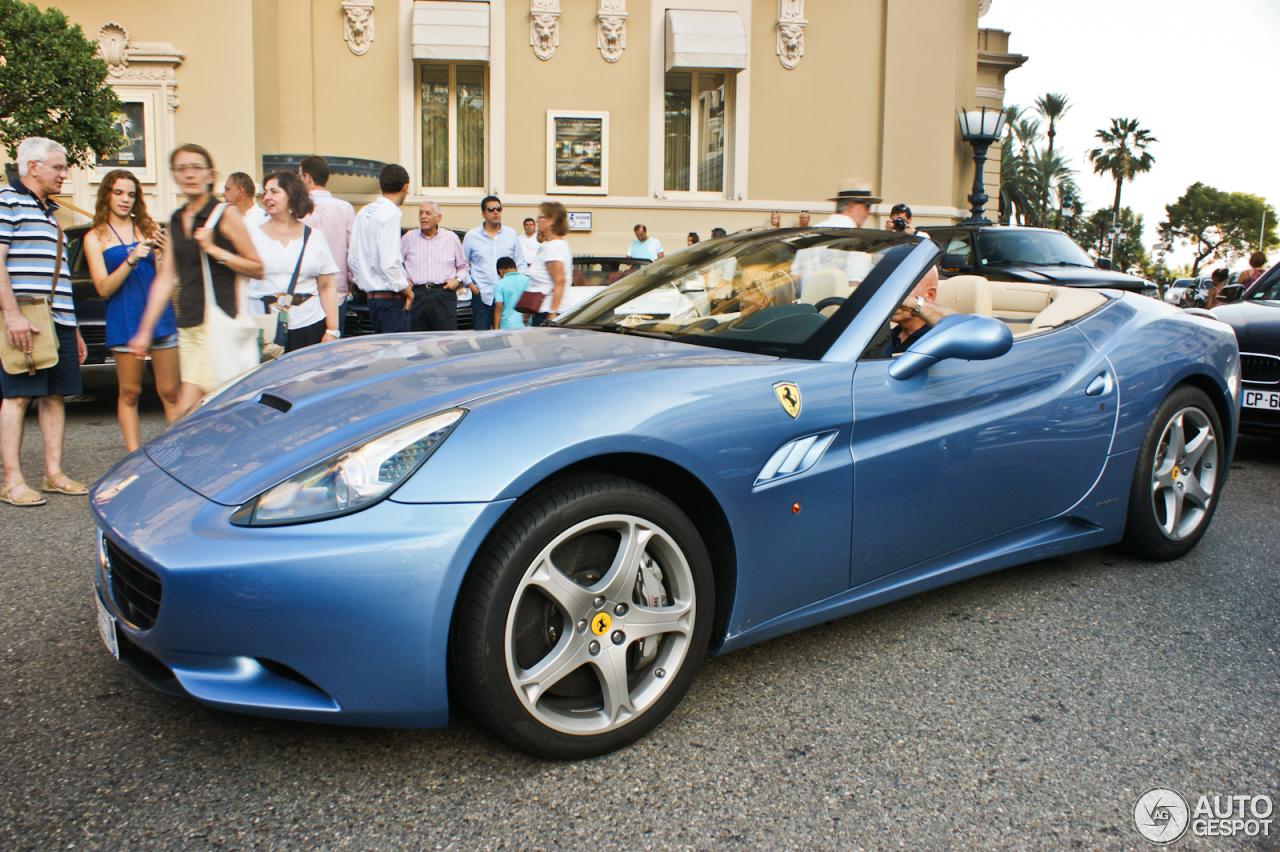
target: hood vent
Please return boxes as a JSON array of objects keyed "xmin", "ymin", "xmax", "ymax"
[{"xmin": 258, "ymin": 393, "xmax": 292, "ymax": 413}]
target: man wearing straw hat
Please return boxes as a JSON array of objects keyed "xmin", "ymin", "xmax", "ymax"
[{"xmin": 815, "ymin": 178, "xmax": 880, "ymax": 229}]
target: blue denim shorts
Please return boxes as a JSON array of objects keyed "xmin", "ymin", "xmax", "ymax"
[
  {"xmin": 110, "ymin": 332, "xmax": 178, "ymax": 354},
  {"xmin": 0, "ymin": 322, "xmax": 83, "ymax": 398}
]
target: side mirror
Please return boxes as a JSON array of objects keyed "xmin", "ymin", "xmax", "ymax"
[
  {"xmin": 1218, "ymin": 284, "xmax": 1244, "ymax": 303},
  {"xmin": 1095, "ymin": 258, "xmax": 1113, "ymax": 271},
  {"xmin": 941, "ymin": 254, "xmax": 973, "ymax": 273},
  {"xmin": 889, "ymin": 314, "xmax": 1013, "ymax": 381}
]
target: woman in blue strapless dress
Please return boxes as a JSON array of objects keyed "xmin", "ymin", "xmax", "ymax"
[{"xmin": 82, "ymin": 170, "xmax": 181, "ymax": 452}]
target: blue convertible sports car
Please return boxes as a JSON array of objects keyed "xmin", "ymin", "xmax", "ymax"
[{"xmin": 91, "ymin": 228, "xmax": 1241, "ymax": 758}]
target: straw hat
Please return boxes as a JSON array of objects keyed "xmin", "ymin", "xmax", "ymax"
[{"xmin": 827, "ymin": 178, "xmax": 881, "ymax": 204}]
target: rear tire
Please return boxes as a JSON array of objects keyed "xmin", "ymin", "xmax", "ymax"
[
  {"xmin": 451, "ymin": 475, "xmax": 714, "ymax": 759},
  {"xmin": 1120, "ymin": 386, "xmax": 1225, "ymax": 560}
]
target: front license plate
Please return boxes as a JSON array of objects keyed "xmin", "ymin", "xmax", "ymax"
[
  {"xmin": 96, "ymin": 594, "xmax": 119, "ymax": 660},
  {"xmin": 1243, "ymin": 389, "xmax": 1280, "ymax": 410}
]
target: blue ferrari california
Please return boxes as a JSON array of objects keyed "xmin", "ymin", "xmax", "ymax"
[{"xmin": 91, "ymin": 228, "xmax": 1240, "ymax": 758}]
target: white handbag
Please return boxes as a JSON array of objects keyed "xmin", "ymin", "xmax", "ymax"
[{"xmin": 200, "ymin": 204, "xmax": 263, "ymax": 383}]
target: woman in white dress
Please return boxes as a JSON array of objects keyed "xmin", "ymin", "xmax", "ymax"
[
  {"xmin": 526, "ymin": 201, "xmax": 571, "ymax": 326},
  {"xmin": 246, "ymin": 171, "xmax": 340, "ymax": 350}
]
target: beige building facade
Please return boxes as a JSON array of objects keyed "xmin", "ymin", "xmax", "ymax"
[{"xmin": 17, "ymin": 0, "xmax": 1024, "ymax": 254}]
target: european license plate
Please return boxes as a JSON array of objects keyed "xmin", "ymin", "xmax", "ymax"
[
  {"xmin": 96, "ymin": 594, "xmax": 119, "ymax": 660},
  {"xmin": 1243, "ymin": 389, "xmax": 1280, "ymax": 410}
]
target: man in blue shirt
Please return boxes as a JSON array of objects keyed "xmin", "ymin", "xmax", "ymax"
[
  {"xmin": 461, "ymin": 196, "xmax": 526, "ymax": 331},
  {"xmin": 492, "ymin": 256, "xmax": 531, "ymax": 330},
  {"xmin": 627, "ymin": 224, "xmax": 664, "ymax": 261}
]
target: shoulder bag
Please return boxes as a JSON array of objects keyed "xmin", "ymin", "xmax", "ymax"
[
  {"xmin": 200, "ymin": 203, "xmax": 264, "ymax": 383},
  {"xmin": 0, "ymin": 217, "xmax": 62, "ymax": 376}
]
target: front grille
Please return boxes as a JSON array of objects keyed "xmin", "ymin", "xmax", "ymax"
[
  {"xmin": 105, "ymin": 539, "xmax": 162, "ymax": 630},
  {"xmin": 1241, "ymin": 353, "xmax": 1280, "ymax": 384},
  {"xmin": 79, "ymin": 324, "xmax": 106, "ymax": 347}
]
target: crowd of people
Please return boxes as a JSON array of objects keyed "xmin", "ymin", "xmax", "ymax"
[
  {"xmin": 0, "ymin": 138, "xmax": 594, "ymax": 498},
  {"xmin": 0, "ymin": 131, "xmax": 942, "ymax": 505}
]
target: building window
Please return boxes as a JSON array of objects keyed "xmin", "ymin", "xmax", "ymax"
[
  {"xmin": 664, "ymin": 70, "xmax": 728, "ymax": 194},
  {"xmin": 420, "ymin": 62, "xmax": 485, "ymax": 189}
]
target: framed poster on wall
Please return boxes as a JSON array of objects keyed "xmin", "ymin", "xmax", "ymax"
[
  {"xmin": 547, "ymin": 111, "xmax": 608, "ymax": 195},
  {"xmin": 93, "ymin": 94, "xmax": 157, "ymax": 183}
]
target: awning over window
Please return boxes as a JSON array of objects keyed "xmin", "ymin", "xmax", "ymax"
[
  {"xmin": 412, "ymin": 1, "xmax": 490, "ymax": 62},
  {"xmin": 664, "ymin": 10, "xmax": 747, "ymax": 72}
]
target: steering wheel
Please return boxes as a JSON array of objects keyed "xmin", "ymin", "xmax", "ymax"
[{"xmin": 814, "ymin": 296, "xmax": 845, "ymax": 313}]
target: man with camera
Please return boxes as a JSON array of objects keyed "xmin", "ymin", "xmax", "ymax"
[{"xmin": 885, "ymin": 203, "xmax": 927, "ymax": 238}]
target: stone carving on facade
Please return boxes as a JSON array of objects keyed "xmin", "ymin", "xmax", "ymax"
[
  {"xmin": 597, "ymin": 0, "xmax": 626, "ymax": 63},
  {"xmin": 979, "ymin": 0, "xmax": 992, "ymax": 18},
  {"xmin": 342, "ymin": 1, "xmax": 375, "ymax": 56},
  {"xmin": 776, "ymin": 0, "xmax": 806, "ymax": 70},
  {"xmin": 95, "ymin": 23, "xmax": 185, "ymax": 84},
  {"xmin": 98, "ymin": 22, "xmax": 130, "ymax": 76},
  {"xmin": 531, "ymin": 0, "xmax": 560, "ymax": 61}
]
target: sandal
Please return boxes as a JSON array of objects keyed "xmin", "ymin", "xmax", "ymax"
[
  {"xmin": 41, "ymin": 472, "xmax": 89, "ymax": 496},
  {"xmin": 1, "ymin": 481, "xmax": 47, "ymax": 507}
]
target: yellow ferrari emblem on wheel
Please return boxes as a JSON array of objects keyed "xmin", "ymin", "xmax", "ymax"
[
  {"xmin": 591, "ymin": 612, "xmax": 611, "ymax": 635},
  {"xmin": 774, "ymin": 382, "xmax": 801, "ymax": 418}
]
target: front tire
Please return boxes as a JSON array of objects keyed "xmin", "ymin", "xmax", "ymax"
[
  {"xmin": 1120, "ymin": 386, "xmax": 1225, "ymax": 560},
  {"xmin": 451, "ymin": 475, "xmax": 714, "ymax": 759}
]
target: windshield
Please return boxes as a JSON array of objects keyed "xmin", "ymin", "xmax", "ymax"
[
  {"xmin": 557, "ymin": 230, "xmax": 918, "ymax": 358},
  {"xmin": 977, "ymin": 230, "xmax": 1094, "ymax": 268}
]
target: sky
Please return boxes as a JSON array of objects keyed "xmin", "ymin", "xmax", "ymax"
[{"xmin": 981, "ymin": 0, "xmax": 1280, "ymax": 270}]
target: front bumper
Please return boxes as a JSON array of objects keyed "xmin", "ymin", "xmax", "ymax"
[{"xmin": 91, "ymin": 450, "xmax": 513, "ymax": 727}]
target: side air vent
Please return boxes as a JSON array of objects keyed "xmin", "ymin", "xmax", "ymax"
[
  {"xmin": 259, "ymin": 393, "xmax": 292, "ymax": 413},
  {"xmin": 755, "ymin": 431, "xmax": 838, "ymax": 486}
]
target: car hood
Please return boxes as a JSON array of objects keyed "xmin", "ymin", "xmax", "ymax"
[
  {"xmin": 141, "ymin": 329, "xmax": 771, "ymax": 505},
  {"xmin": 1210, "ymin": 301, "xmax": 1280, "ymax": 350},
  {"xmin": 991, "ymin": 265, "xmax": 1148, "ymax": 290}
]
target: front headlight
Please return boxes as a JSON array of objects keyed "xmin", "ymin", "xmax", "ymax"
[{"xmin": 231, "ymin": 408, "xmax": 466, "ymax": 526}]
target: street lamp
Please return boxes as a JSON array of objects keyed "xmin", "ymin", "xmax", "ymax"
[
  {"xmin": 957, "ymin": 106, "xmax": 1007, "ymax": 225},
  {"xmin": 1060, "ymin": 196, "xmax": 1076, "ymax": 235},
  {"xmin": 1109, "ymin": 224, "xmax": 1126, "ymax": 266}
]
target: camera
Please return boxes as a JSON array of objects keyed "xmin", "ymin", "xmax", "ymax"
[{"xmin": 891, "ymin": 217, "xmax": 909, "ymax": 232}]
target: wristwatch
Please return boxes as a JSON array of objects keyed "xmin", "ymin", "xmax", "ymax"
[{"xmin": 909, "ymin": 295, "xmax": 924, "ymax": 317}]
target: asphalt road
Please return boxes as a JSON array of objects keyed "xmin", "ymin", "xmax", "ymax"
[{"xmin": 2, "ymin": 390, "xmax": 1278, "ymax": 851}]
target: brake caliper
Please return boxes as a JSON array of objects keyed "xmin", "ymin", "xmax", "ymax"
[{"xmin": 633, "ymin": 557, "xmax": 669, "ymax": 666}]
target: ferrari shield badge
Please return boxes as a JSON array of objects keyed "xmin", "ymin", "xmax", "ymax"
[{"xmin": 774, "ymin": 382, "xmax": 801, "ymax": 418}]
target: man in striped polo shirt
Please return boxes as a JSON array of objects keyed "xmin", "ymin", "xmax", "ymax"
[{"xmin": 0, "ymin": 137, "xmax": 88, "ymax": 507}]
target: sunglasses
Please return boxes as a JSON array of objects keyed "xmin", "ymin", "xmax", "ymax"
[{"xmin": 485, "ymin": 206, "xmax": 502, "ymax": 213}]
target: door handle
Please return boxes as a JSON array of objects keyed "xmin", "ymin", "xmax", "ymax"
[{"xmin": 1085, "ymin": 372, "xmax": 1113, "ymax": 396}]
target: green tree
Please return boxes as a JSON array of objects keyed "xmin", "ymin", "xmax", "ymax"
[
  {"xmin": 0, "ymin": 0, "xmax": 123, "ymax": 167},
  {"xmin": 1159, "ymin": 182, "xmax": 1279, "ymax": 275},
  {"xmin": 1033, "ymin": 93, "xmax": 1071, "ymax": 222},
  {"xmin": 1079, "ymin": 206, "xmax": 1149, "ymax": 272},
  {"xmin": 1087, "ymin": 118, "xmax": 1157, "ymax": 254},
  {"xmin": 997, "ymin": 104, "xmax": 1025, "ymax": 224}
]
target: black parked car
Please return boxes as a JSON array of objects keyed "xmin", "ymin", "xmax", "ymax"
[
  {"xmin": 927, "ymin": 224, "xmax": 1159, "ymax": 297},
  {"xmin": 1210, "ymin": 263, "xmax": 1280, "ymax": 437},
  {"xmin": 65, "ymin": 224, "xmax": 114, "ymax": 377}
]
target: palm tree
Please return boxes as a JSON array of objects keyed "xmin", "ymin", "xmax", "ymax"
[
  {"xmin": 1087, "ymin": 118, "xmax": 1157, "ymax": 253},
  {"xmin": 1034, "ymin": 93, "xmax": 1071, "ymax": 221},
  {"xmin": 997, "ymin": 105, "xmax": 1025, "ymax": 223},
  {"xmin": 1027, "ymin": 149, "xmax": 1073, "ymax": 228}
]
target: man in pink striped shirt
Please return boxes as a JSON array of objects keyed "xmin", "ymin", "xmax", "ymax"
[
  {"xmin": 299, "ymin": 156, "xmax": 355, "ymax": 303},
  {"xmin": 400, "ymin": 201, "xmax": 468, "ymax": 331}
]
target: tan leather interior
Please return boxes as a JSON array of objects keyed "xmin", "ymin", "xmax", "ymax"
[
  {"xmin": 799, "ymin": 268, "xmax": 852, "ymax": 317},
  {"xmin": 934, "ymin": 275, "xmax": 1108, "ymax": 337}
]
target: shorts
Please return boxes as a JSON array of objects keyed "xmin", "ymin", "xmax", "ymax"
[
  {"xmin": 109, "ymin": 332, "xmax": 178, "ymax": 354},
  {"xmin": 0, "ymin": 323, "xmax": 83, "ymax": 398},
  {"xmin": 178, "ymin": 325, "xmax": 220, "ymax": 393}
]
